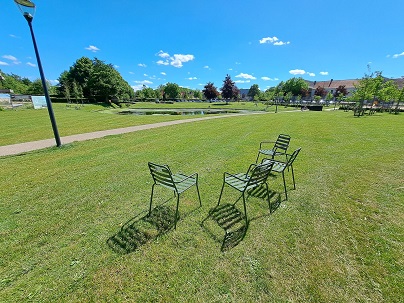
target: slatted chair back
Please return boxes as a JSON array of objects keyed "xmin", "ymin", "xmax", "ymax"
[
  {"xmin": 273, "ymin": 134, "xmax": 291, "ymax": 155},
  {"xmin": 148, "ymin": 162, "xmax": 176, "ymax": 192},
  {"xmin": 245, "ymin": 161, "xmax": 274, "ymax": 191},
  {"xmin": 285, "ymin": 147, "xmax": 301, "ymax": 169}
]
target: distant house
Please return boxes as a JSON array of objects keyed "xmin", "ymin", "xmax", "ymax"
[
  {"xmin": 306, "ymin": 77, "xmax": 404, "ymax": 99},
  {"xmin": 306, "ymin": 79, "xmax": 358, "ymax": 99}
]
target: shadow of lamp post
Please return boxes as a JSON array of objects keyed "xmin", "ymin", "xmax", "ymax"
[{"xmin": 14, "ymin": 0, "xmax": 61, "ymax": 147}]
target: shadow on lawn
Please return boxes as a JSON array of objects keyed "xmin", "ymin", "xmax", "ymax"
[
  {"xmin": 201, "ymin": 187, "xmax": 282, "ymax": 252},
  {"xmin": 107, "ymin": 205, "xmax": 175, "ymax": 254}
]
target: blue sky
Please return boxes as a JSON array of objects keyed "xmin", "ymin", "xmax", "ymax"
[{"xmin": 1, "ymin": 0, "xmax": 404, "ymax": 91}]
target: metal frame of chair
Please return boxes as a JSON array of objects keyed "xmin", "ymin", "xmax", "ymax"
[
  {"xmin": 148, "ymin": 162, "xmax": 201, "ymax": 229},
  {"xmin": 255, "ymin": 134, "xmax": 291, "ymax": 163},
  {"xmin": 262, "ymin": 147, "xmax": 301, "ymax": 200},
  {"xmin": 217, "ymin": 161, "xmax": 274, "ymax": 225}
]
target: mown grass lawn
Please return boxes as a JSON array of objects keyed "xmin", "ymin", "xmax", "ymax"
[{"xmin": 0, "ymin": 107, "xmax": 403, "ymax": 302}]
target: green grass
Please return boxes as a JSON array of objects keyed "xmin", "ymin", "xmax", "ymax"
[
  {"xmin": 0, "ymin": 102, "xmax": 295, "ymax": 145},
  {"xmin": 0, "ymin": 107, "xmax": 403, "ymax": 302}
]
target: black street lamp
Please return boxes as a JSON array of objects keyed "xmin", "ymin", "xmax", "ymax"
[{"xmin": 14, "ymin": 0, "xmax": 61, "ymax": 147}]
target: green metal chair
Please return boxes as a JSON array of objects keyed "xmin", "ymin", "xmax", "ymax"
[
  {"xmin": 262, "ymin": 147, "xmax": 301, "ymax": 200},
  {"xmin": 255, "ymin": 134, "xmax": 291, "ymax": 163},
  {"xmin": 217, "ymin": 161, "xmax": 274, "ymax": 225},
  {"xmin": 148, "ymin": 162, "xmax": 201, "ymax": 229}
]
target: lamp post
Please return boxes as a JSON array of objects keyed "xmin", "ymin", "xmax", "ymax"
[{"xmin": 14, "ymin": 0, "xmax": 61, "ymax": 147}]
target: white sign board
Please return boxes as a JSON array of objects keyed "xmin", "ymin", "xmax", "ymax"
[
  {"xmin": 31, "ymin": 96, "xmax": 47, "ymax": 109},
  {"xmin": 0, "ymin": 93, "xmax": 10, "ymax": 105}
]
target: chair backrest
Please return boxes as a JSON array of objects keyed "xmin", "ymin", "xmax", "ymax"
[
  {"xmin": 273, "ymin": 134, "xmax": 291, "ymax": 153},
  {"xmin": 286, "ymin": 147, "xmax": 301, "ymax": 168},
  {"xmin": 148, "ymin": 162, "xmax": 176, "ymax": 191},
  {"xmin": 246, "ymin": 161, "xmax": 274, "ymax": 190}
]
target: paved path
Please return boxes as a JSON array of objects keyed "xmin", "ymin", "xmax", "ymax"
[{"xmin": 0, "ymin": 112, "xmax": 265, "ymax": 157}]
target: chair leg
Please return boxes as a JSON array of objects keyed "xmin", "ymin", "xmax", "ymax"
[
  {"xmin": 291, "ymin": 165, "xmax": 296, "ymax": 190},
  {"xmin": 255, "ymin": 152, "xmax": 261, "ymax": 164},
  {"xmin": 282, "ymin": 170, "xmax": 288, "ymax": 200},
  {"xmin": 174, "ymin": 194, "xmax": 180, "ymax": 229},
  {"xmin": 242, "ymin": 193, "xmax": 248, "ymax": 226},
  {"xmin": 265, "ymin": 183, "xmax": 271, "ymax": 210},
  {"xmin": 217, "ymin": 182, "xmax": 226, "ymax": 206},
  {"xmin": 149, "ymin": 183, "xmax": 155, "ymax": 216},
  {"xmin": 196, "ymin": 182, "xmax": 202, "ymax": 207}
]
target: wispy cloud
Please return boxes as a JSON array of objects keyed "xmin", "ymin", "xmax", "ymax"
[
  {"xmin": 320, "ymin": 71, "xmax": 329, "ymax": 76},
  {"xmin": 236, "ymin": 73, "xmax": 256, "ymax": 80},
  {"xmin": 187, "ymin": 77, "xmax": 197, "ymax": 80},
  {"xmin": 260, "ymin": 36, "xmax": 290, "ymax": 46},
  {"xmin": 392, "ymin": 51, "xmax": 404, "ymax": 58},
  {"xmin": 2, "ymin": 55, "xmax": 21, "ymax": 64},
  {"xmin": 138, "ymin": 63, "xmax": 147, "ymax": 67},
  {"xmin": 85, "ymin": 45, "xmax": 100, "ymax": 52},
  {"xmin": 27, "ymin": 62, "xmax": 36, "ymax": 67},
  {"xmin": 161, "ymin": 72, "xmax": 166, "ymax": 76},
  {"xmin": 235, "ymin": 80, "xmax": 251, "ymax": 84},
  {"xmin": 0, "ymin": 61, "xmax": 8, "ymax": 66},
  {"xmin": 261, "ymin": 76, "xmax": 279, "ymax": 81}
]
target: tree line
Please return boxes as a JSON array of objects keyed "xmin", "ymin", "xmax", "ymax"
[{"xmin": 1, "ymin": 58, "xmax": 403, "ymax": 104}]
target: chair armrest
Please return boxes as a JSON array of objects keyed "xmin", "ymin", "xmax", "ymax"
[
  {"xmin": 259, "ymin": 141, "xmax": 275, "ymax": 149},
  {"xmin": 245, "ymin": 163, "xmax": 258, "ymax": 176},
  {"xmin": 224, "ymin": 172, "xmax": 249, "ymax": 182},
  {"xmin": 173, "ymin": 172, "xmax": 198, "ymax": 184}
]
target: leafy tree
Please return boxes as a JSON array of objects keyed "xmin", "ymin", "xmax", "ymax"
[
  {"xmin": 314, "ymin": 86, "xmax": 327, "ymax": 97},
  {"xmin": 248, "ymin": 84, "xmax": 261, "ymax": 99},
  {"xmin": 59, "ymin": 57, "xmax": 134, "ymax": 102},
  {"xmin": 26, "ymin": 79, "xmax": 45, "ymax": 95},
  {"xmin": 163, "ymin": 83, "xmax": 180, "ymax": 100},
  {"xmin": 221, "ymin": 74, "xmax": 239, "ymax": 102},
  {"xmin": 0, "ymin": 70, "xmax": 30, "ymax": 93},
  {"xmin": 334, "ymin": 85, "xmax": 348, "ymax": 98},
  {"xmin": 202, "ymin": 82, "xmax": 219, "ymax": 101},
  {"xmin": 282, "ymin": 77, "xmax": 309, "ymax": 96}
]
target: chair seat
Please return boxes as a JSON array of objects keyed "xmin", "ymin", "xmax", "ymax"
[
  {"xmin": 224, "ymin": 173, "xmax": 250, "ymax": 191},
  {"xmin": 262, "ymin": 160, "xmax": 287, "ymax": 173},
  {"xmin": 172, "ymin": 173, "xmax": 197, "ymax": 194}
]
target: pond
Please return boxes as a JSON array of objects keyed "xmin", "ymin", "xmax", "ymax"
[{"xmin": 116, "ymin": 109, "xmax": 242, "ymax": 116}]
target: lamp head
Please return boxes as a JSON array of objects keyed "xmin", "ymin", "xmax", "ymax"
[{"xmin": 14, "ymin": 0, "xmax": 36, "ymax": 21}]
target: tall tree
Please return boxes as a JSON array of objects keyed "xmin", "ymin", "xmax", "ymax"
[
  {"xmin": 314, "ymin": 86, "xmax": 327, "ymax": 97},
  {"xmin": 163, "ymin": 82, "xmax": 180, "ymax": 99},
  {"xmin": 248, "ymin": 84, "xmax": 261, "ymax": 99},
  {"xmin": 282, "ymin": 77, "xmax": 309, "ymax": 96},
  {"xmin": 202, "ymin": 82, "xmax": 219, "ymax": 101},
  {"xmin": 221, "ymin": 74, "xmax": 239, "ymax": 102}
]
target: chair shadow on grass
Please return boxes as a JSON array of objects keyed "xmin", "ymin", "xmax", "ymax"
[
  {"xmin": 107, "ymin": 204, "xmax": 176, "ymax": 254},
  {"xmin": 201, "ymin": 185, "xmax": 282, "ymax": 252}
]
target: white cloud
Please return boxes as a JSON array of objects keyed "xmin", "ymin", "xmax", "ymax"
[
  {"xmin": 393, "ymin": 51, "xmax": 404, "ymax": 58},
  {"xmin": 157, "ymin": 50, "xmax": 170, "ymax": 58},
  {"xmin": 114, "ymin": 65, "xmax": 119, "ymax": 69},
  {"xmin": 129, "ymin": 71, "xmax": 135, "ymax": 74},
  {"xmin": 85, "ymin": 45, "xmax": 100, "ymax": 52},
  {"xmin": 27, "ymin": 62, "xmax": 36, "ymax": 67},
  {"xmin": 204, "ymin": 65, "xmax": 210, "ymax": 69},
  {"xmin": 171, "ymin": 54, "xmax": 194, "ymax": 68},
  {"xmin": 308, "ymin": 72, "xmax": 316, "ymax": 77},
  {"xmin": 235, "ymin": 80, "xmax": 251, "ymax": 84},
  {"xmin": 320, "ymin": 71, "xmax": 329, "ymax": 76},
  {"xmin": 134, "ymin": 80, "xmax": 153, "ymax": 85},
  {"xmin": 260, "ymin": 36, "xmax": 290, "ymax": 46},
  {"xmin": 187, "ymin": 77, "xmax": 197, "ymax": 80},
  {"xmin": 2, "ymin": 55, "xmax": 17, "ymax": 61},
  {"xmin": 157, "ymin": 60, "xmax": 169, "ymax": 66},
  {"xmin": 236, "ymin": 73, "xmax": 256, "ymax": 80},
  {"xmin": 49, "ymin": 79, "xmax": 59, "ymax": 85},
  {"xmin": 161, "ymin": 72, "xmax": 166, "ymax": 75},
  {"xmin": 261, "ymin": 76, "xmax": 279, "ymax": 81},
  {"xmin": 138, "ymin": 63, "xmax": 147, "ymax": 67},
  {"xmin": 9, "ymin": 34, "xmax": 18, "ymax": 38},
  {"xmin": 289, "ymin": 69, "xmax": 306, "ymax": 75},
  {"xmin": 155, "ymin": 51, "xmax": 195, "ymax": 68},
  {"xmin": 0, "ymin": 61, "xmax": 9, "ymax": 66}
]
